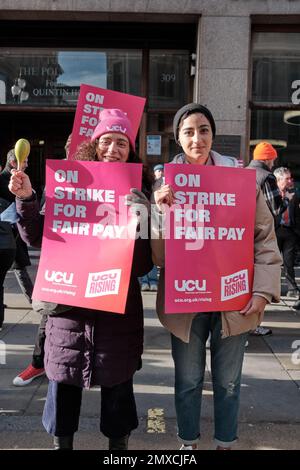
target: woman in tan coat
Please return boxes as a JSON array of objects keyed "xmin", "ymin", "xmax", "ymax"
[{"xmin": 151, "ymin": 103, "xmax": 282, "ymax": 450}]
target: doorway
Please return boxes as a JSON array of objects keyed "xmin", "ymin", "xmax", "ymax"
[{"xmin": 0, "ymin": 111, "xmax": 74, "ymax": 198}]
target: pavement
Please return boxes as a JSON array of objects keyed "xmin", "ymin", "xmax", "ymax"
[{"xmin": 0, "ymin": 249, "xmax": 300, "ymax": 451}]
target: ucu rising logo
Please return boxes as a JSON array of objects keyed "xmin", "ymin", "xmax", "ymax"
[
  {"xmin": 85, "ymin": 269, "xmax": 121, "ymax": 298},
  {"xmin": 221, "ymin": 269, "xmax": 249, "ymax": 301},
  {"xmin": 106, "ymin": 125, "xmax": 127, "ymax": 134},
  {"xmin": 174, "ymin": 279, "xmax": 207, "ymax": 292},
  {"xmin": 45, "ymin": 270, "xmax": 74, "ymax": 285}
]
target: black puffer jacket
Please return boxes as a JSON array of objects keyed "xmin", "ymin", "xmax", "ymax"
[{"xmin": 16, "ymin": 196, "xmax": 153, "ymax": 388}]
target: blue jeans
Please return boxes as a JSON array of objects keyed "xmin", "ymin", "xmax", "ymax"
[
  {"xmin": 171, "ymin": 312, "xmax": 248, "ymax": 448},
  {"xmin": 139, "ymin": 265, "xmax": 158, "ymax": 287}
]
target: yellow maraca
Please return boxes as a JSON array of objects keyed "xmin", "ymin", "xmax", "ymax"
[{"xmin": 14, "ymin": 138, "xmax": 30, "ymax": 170}]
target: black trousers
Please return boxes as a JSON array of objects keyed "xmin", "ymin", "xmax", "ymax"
[
  {"xmin": 32, "ymin": 313, "xmax": 47, "ymax": 369},
  {"xmin": 13, "ymin": 267, "xmax": 33, "ymax": 304},
  {"xmin": 42, "ymin": 377, "xmax": 138, "ymax": 439},
  {"xmin": 13, "ymin": 232, "xmax": 33, "ymax": 303},
  {"xmin": 0, "ymin": 248, "xmax": 16, "ymax": 327},
  {"xmin": 276, "ymin": 226, "xmax": 299, "ymax": 291}
]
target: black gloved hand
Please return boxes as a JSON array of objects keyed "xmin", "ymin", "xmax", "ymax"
[{"xmin": 125, "ymin": 188, "xmax": 150, "ymax": 213}]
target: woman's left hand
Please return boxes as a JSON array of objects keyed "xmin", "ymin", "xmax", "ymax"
[
  {"xmin": 125, "ymin": 188, "xmax": 150, "ymax": 212},
  {"xmin": 239, "ymin": 295, "xmax": 268, "ymax": 316}
]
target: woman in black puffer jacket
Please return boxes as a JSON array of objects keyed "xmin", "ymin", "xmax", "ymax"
[{"xmin": 9, "ymin": 109, "xmax": 153, "ymax": 450}]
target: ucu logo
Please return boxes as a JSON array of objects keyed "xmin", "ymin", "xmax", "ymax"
[
  {"xmin": 224, "ymin": 273, "xmax": 246, "ymax": 284},
  {"xmin": 45, "ymin": 270, "xmax": 74, "ymax": 285},
  {"xmin": 174, "ymin": 279, "xmax": 207, "ymax": 292},
  {"xmin": 106, "ymin": 125, "xmax": 127, "ymax": 134},
  {"xmin": 91, "ymin": 272, "xmax": 118, "ymax": 282}
]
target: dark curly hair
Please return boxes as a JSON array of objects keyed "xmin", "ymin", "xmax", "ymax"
[{"xmin": 74, "ymin": 139, "xmax": 153, "ymax": 197}]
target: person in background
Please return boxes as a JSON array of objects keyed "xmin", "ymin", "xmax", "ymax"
[
  {"xmin": 151, "ymin": 103, "xmax": 281, "ymax": 450},
  {"xmin": 138, "ymin": 164, "xmax": 164, "ymax": 292},
  {"xmin": 248, "ymin": 142, "xmax": 289, "ymax": 217},
  {"xmin": 274, "ymin": 167, "xmax": 300, "ymax": 298},
  {"xmin": 0, "ymin": 149, "xmax": 33, "ymax": 305},
  {"xmin": 153, "ymin": 163, "xmax": 164, "ymax": 181},
  {"xmin": 12, "ymin": 134, "xmax": 73, "ymax": 387},
  {"xmin": 247, "ymin": 141, "xmax": 287, "ymax": 336},
  {"xmin": 9, "ymin": 109, "xmax": 153, "ymax": 450},
  {"xmin": 0, "ymin": 199, "xmax": 16, "ymax": 331}
]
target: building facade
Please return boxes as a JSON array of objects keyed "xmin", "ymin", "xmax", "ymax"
[{"xmin": 1, "ymin": 0, "xmax": 300, "ymax": 190}]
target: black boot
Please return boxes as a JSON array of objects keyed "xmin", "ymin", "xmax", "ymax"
[
  {"xmin": 53, "ymin": 435, "xmax": 74, "ymax": 450},
  {"xmin": 108, "ymin": 434, "xmax": 129, "ymax": 450}
]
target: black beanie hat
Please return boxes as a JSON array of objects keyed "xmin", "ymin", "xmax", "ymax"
[{"xmin": 173, "ymin": 103, "xmax": 216, "ymax": 143}]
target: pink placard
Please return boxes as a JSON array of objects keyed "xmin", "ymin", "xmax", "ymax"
[
  {"xmin": 68, "ymin": 84, "xmax": 146, "ymax": 159},
  {"xmin": 164, "ymin": 165, "xmax": 256, "ymax": 313},
  {"xmin": 32, "ymin": 160, "xmax": 142, "ymax": 314}
]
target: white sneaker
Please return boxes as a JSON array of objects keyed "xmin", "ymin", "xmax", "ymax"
[
  {"xmin": 141, "ymin": 283, "xmax": 149, "ymax": 291},
  {"xmin": 250, "ymin": 326, "xmax": 272, "ymax": 336},
  {"xmin": 179, "ymin": 444, "xmax": 197, "ymax": 450},
  {"xmin": 150, "ymin": 284, "xmax": 158, "ymax": 292}
]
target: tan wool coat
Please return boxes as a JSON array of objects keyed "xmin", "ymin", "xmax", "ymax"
[{"xmin": 151, "ymin": 151, "xmax": 282, "ymax": 342}]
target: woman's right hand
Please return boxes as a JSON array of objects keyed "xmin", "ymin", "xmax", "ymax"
[
  {"xmin": 153, "ymin": 184, "xmax": 175, "ymax": 209},
  {"xmin": 9, "ymin": 170, "xmax": 33, "ymax": 200}
]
